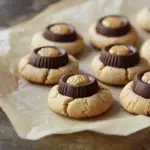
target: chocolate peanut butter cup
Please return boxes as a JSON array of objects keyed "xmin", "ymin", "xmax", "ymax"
[
  {"xmin": 58, "ymin": 73, "xmax": 99, "ymax": 98},
  {"xmin": 100, "ymin": 44, "xmax": 140, "ymax": 68},
  {"xmin": 43, "ymin": 23, "xmax": 77, "ymax": 42},
  {"xmin": 132, "ymin": 70, "xmax": 150, "ymax": 98},
  {"xmin": 29, "ymin": 46, "xmax": 69, "ymax": 69},
  {"xmin": 96, "ymin": 15, "xmax": 131, "ymax": 37}
]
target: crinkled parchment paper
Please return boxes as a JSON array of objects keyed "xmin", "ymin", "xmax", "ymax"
[{"xmin": 0, "ymin": 0, "xmax": 150, "ymax": 140}]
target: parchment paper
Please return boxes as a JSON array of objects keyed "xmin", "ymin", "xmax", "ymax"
[{"xmin": 0, "ymin": 0, "xmax": 150, "ymax": 140}]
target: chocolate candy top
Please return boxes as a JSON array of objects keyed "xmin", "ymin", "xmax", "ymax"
[
  {"xmin": 43, "ymin": 23, "xmax": 78, "ymax": 42},
  {"xmin": 132, "ymin": 70, "xmax": 150, "ymax": 98},
  {"xmin": 100, "ymin": 44, "xmax": 140, "ymax": 68},
  {"xmin": 29, "ymin": 46, "xmax": 69, "ymax": 69},
  {"xmin": 58, "ymin": 73, "xmax": 99, "ymax": 98},
  {"xmin": 96, "ymin": 15, "xmax": 131, "ymax": 37}
]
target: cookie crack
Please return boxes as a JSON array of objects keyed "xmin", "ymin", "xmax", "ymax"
[
  {"xmin": 97, "ymin": 94, "xmax": 105, "ymax": 104},
  {"xmin": 50, "ymin": 89, "xmax": 59, "ymax": 99},
  {"xmin": 43, "ymin": 70, "xmax": 49, "ymax": 83},
  {"xmin": 84, "ymin": 99, "xmax": 89, "ymax": 109},
  {"xmin": 65, "ymin": 99, "xmax": 89, "ymax": 117},
  {"xmin": 132, "ymin": 98, "xmax": 139, "ymax": 113},
  {"xmin": 98, "ymin": 61, "xmax": 105, "ymax": 71},
  {"xmin": 58, "ymin": 67, "xmax": 66, "ymax": 76},
  {"xmin": 20, "ymin": 62, "xmax": 28, "ymax": 72},
  {"xmin": 84, "ymin": 99, "xmax": 89, "ymax": 111},
  {"xmin": 121, "ymin": 88, "xmax": 131, "ymax": 100},
  {"xmin": 81, "ymin": 99, "xmax": 89, "ymax": 117},
  {"xmin": 124, "ymin": 87, "xmax": 138, "ymax": 111},
  {"xmin": 126, "ymin": 101, "xmax": 131, "ymax": 110},
  {"xmin": 20, "ymin": 55, "xmax": 31, "ymax": 72},
  {"xmin": 63, "ymin": 98, "xmax": 73, "ymax": 116},
  {"xmin": 98, "ymin": 65, "xmax": 104, "ymax": 77},
  {"xmin": 44, "ymin": 69, "xmax": 56, "ymax": 84}
]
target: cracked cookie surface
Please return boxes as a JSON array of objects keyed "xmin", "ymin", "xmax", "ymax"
[
  {"xmin": 31, "ymin": 32, "xmax": 84, "ymax": 55},
  {"xmin": 120, "ymin": 81, "xmax": 150, "ymax": 115},
  {"xmin": 19, "ymin": 54, "xmax": 79, "ymax": 84},
  {"xmin": 88, "ymin": 23, "xmax": 138, "ymax": 49},
  {"xmin": 48, "ymin": 85, "xmax": 113, "ymax": 118},
  {"xmin": 92, "ymin": 55, "xmax": 149, "ymax": 85}
]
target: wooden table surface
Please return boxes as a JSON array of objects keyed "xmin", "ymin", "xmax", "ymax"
[
  {"xmin": 1, "ymin": 107, "xmax": 150, "ymax": 150},
  {"xmin": 0, "ymin": 0, "xmax": 150, "ymax": 149}
]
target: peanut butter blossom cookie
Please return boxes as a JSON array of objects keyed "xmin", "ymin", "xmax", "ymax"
[
  {"xmin": 136, "ymin": 7, "xmax": 150, "ymax": 31},
  {"xmin": 88, "ymin": 15, "xmax": 138, "ymax": 49},
  {"xmin": 48, "ymin": 73, "xmax": 113, "ymax": 118},
  {"xmin": 92, "ymin": 44, "xmax": 149, "ymax": 85},
  {"xmin": 31, "ymin": 23, "xmax": 84, "ymax": 55},
  {"xmin": 19, "ymin": 46, "xmax": 79, "ymax": 84},
  {"xmin": 120, "ymin": 70, "xmax": 150, "ymax": 115}
]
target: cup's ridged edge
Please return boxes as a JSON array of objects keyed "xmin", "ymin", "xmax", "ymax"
[
  {"xmin": 100, "ymin": 44, "xmax": 140, "ymax": 68},
  {"xmin": 96, "ymin": 15, "xmax": 131, "ymax": 37},
  {"xmin": 43, "ymin": 23, "xmax": 78, "ymax": 42},
  {"xmin": 29, "ymin": 46, "xmax": 69, "ymax": 69},
  {"xmin": 58, "ymin": 73, "xmax": 99, "ymax": 98}
]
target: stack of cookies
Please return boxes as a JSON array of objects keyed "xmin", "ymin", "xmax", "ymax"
[{"xmin": 18, "ymin": 9, "xmax": 150, "ymax": 118}]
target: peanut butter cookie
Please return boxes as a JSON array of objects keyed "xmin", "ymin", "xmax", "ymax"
[
  {"xmin": 48, "ymin": 73, "xmax": 113, "ymax": 118},
  {"xmin": 120, "ymin": 70, "xmax": 150, "ymax": 115},
  {"xmin": 19, "ymin": 46, "xmax": 79, "ymax": 84},
  {"xmin": 89, "ymin": 15, "xmax": 138, "ymax": 49},
  {"xmin": 92, "ymin": 44, "xmax": 149, "ymax": 85},
  {"xmin": 31, "ymin": 23, "xmax": 84, "ymax": 55}
]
